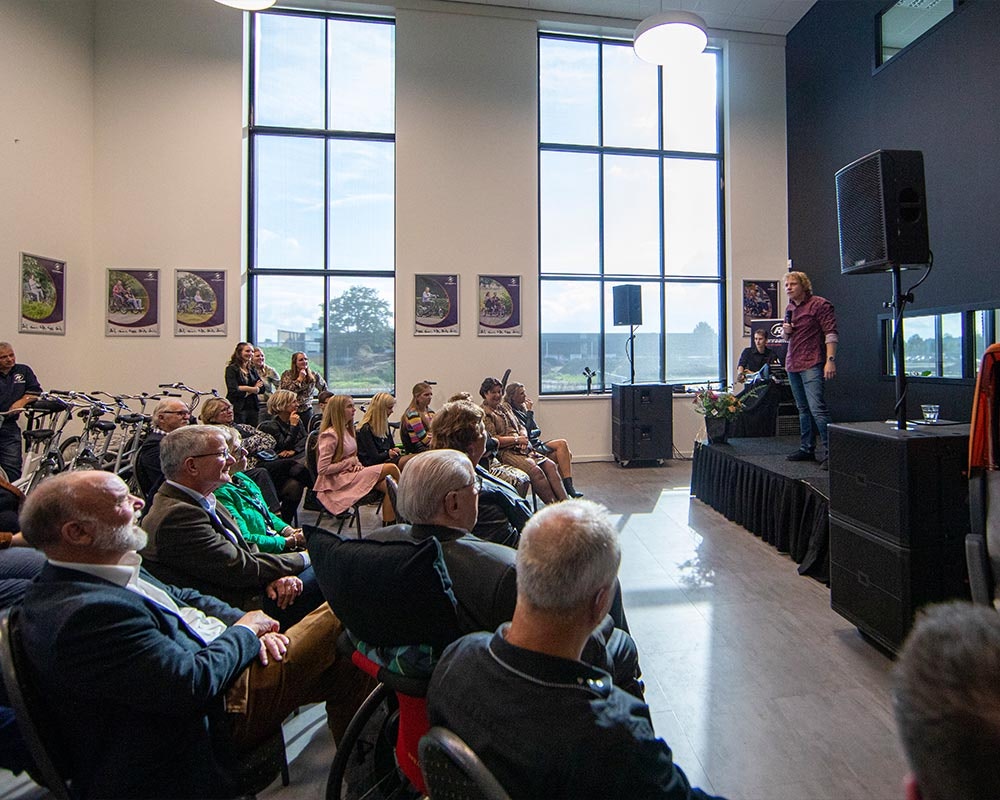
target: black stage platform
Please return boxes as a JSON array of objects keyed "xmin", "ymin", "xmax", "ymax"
[{"xmin": 691, "ymin": 436, "xmax": 830, "ymax": 582}]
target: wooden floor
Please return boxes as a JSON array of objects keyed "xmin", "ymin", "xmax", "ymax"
[{"xmin": 1, "ymin": 459, "xmax": 907, "ymax": 800}]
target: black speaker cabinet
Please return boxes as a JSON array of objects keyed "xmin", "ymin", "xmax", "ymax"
[
  {"xmin": 830, "ymin": 515, "xmax": 968, "ymax": 654},
  {"xmin": 612, "ymin": 284, "xmax": 642, "ymax": 326},
  {"xmin": 835, "ymin": 149, "xmax": 930, "ymax": 274},
  {"xmin": 828, "ymin": 421, "xmax": 969, "ymax": 547},
  {"xmin": 611, "ymin": 383, "xmax": 672, "ymax": 464}
]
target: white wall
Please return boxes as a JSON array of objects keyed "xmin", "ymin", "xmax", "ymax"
[{"xmin": 0, "ymin": 0, "xmax": 788, "ymax": 461}]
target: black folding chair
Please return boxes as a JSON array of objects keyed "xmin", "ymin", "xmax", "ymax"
[{"xmin": 419, "ymin": 726, "xmax": 512, "ymax": 800}]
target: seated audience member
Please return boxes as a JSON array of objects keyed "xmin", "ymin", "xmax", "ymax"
[
  {"xmin": 0, "ymin": 475, "xmax": 23, "ymax": 535},
  {"xmin": 369, "ymin": 451, "xmax": 636, "ymax": 690},
  {"xmin": 135, "ymin": 397, "xmax": 191, "ymax": 501},
  {"xmin": 736, "ymin": 329, "xmax": 777, "ymax": 386},
  {"xmin": 400, "ymin": 381, "xmax": 435, "ymax": 454},
  {"xmin": 480, "ymin": 376, "xmax": 568, "ymax": 504},
  {"xmin": 212, "ymin": 427, "xmax": 306, "ymax": 554},
  {"xmin": 314, "ymin": 396, "xmax": 399, "ymax": 525},
  {"xmin": 140, "ymin": 425, "xmax": 323, "ymax": 629},
  {"xmin": 224, "ymin": 341, "xmax": 264, "ymax": 426},
  {"xmin": 504, "ymin": 381, "xmax": 582, "ymax": 497},
  {"xmin": 309, "ymin": 390, "xmax": 334, "ymax": 433},
  {"xmin": 357, "ymin": 392, "xmax": 413, "ymax": 470},
  {"xmin": 253, "ymin": 346, "xmax": 280, "ymax": 421},
  {"xmin": 17, "ymin": 470, "xmax": 370, "ymax": 799},
  {"xmin": 892, "ymin": 601, "xmax": 1000, "ymax": 800},
  {"xmin": 257, "ymin": 389, "xmax": 311, "ymax": 523},
  {"xmin": 279, "ymin": 351, "xmax": 327, "ymax": 429},
  {"xmin": 200, "ymin": 396, "xmax": 280, "ymax": 508},
  {"xmin": 431, "ymin": 399, "xmax": 530, "ymax": 547},
  {"xmin": 450, "ymin": 391, "xmax": 530, "ymax": 497},
  {"xmin": 427, "ymin": 499, "xmax": 721, "ymax": 800}
]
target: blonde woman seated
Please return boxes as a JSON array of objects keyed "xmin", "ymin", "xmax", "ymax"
[
  {"xmin": 357, "ymin": 392, "xmax": 414, "ymax": 470},
  {"xmin": 212, "ymin": 426, "xmax": 306, "ymax": 554},
  {"xmin": 504, "ymin": 381, "xmax": 582, "ymax": 497},
  {"xmin": 314, "ymin": 395, "xmax": 400, "ymax": 525},
  {"xmin": 400, "ymin": 382, "xmax": 435, "ymax": 454},
  {"xmin": 449, "ymin": 391, "xmax": 529, "ymax": 496},
  {"xmin": 480, "ymin": 376, "xmax": 567, "ymax": 504}
]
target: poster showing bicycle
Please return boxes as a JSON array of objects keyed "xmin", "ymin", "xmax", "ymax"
[
  {"xmin": 175, "ymin": 269, "xmax": 226, "ymax": 336},
  {"xmin": 414, "ymin": 274, "xmax": 459, "ymax": 336},
  {"xmin": 478, "ymin": 275, "xmax": 521, "ymax": 336},
  {"xmin": 107, "ymin": 268, "xmax": 159, "ymax": 337},
  {"xmin": 19, "ymin": 252, "xmax": 65, "ymax": 335}
]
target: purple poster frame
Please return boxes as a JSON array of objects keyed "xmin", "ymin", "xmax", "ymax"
[
  {"xmin": 415, "ymin": 274, "xmax": 459, "ymax": 336},
  {"xmin": 478, "ymin": 275, "xmax": 521, "ymax": 336},
  {"xmin": 107, "ymin": 268, "xmax": 160, "ymax": 337},
  {"xmin": 19, "ymin": 252, "xmax": 66, "ymax": 335},
  {"xmin": 175, "ymin": 269, "xmax": 226, "ymax": 336}
]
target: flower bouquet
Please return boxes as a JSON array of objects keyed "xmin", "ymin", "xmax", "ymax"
[{"xmin": 693, "ymin": 383, "xmax": 762, "ymax": 443}]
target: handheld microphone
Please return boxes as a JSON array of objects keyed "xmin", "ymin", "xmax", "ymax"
[{"xmin": 784, "ymin": 307, "xmax": 793, "ymax": 324}]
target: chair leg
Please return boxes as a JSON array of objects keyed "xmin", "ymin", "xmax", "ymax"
[{"xmin": 353, "ymin": 504, "xmax": 362, "ymax": 540}]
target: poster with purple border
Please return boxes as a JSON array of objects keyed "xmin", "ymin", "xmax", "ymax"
[
  {"xmin": 414, "ymin": 274, "xmax": 459, "ymax": 336},
  {"xmin": 478, "ymin": 275, "xmax": 521, "ymax": 336},
  {"xmin": 175, "ymin": 269, "xmax": 226, "ymax": 336},
  {"xmin": 742, "ymin": 279, "xmax": 778, "ymax": 335},
  {"xmin": 107, "ymin": 268, "xmax": 160, "ymax": 337},
  {"xmin": 19, "ymin": 252, "xmax": 66, "ymax": 335}
]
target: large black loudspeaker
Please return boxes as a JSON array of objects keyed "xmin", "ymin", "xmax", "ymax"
[
  {"xmin": 612, "ymin": 284, "xmax": 642, "ymax": 326},
  {"xmin": 828, "ymin": 422, "xmax": 969, "ymax": 653},
  {"xmin": 611, "ymin": 383, "xmax": 672, "ymax": 464},
  {"xmin": 835, "ymin": 149, "xmax": 930, "ymax": 275}
]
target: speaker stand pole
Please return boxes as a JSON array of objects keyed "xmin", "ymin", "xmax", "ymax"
[
  {"xmin": 628, "ymin": 324, "xmax": 636, "ymax": 384},
  {"xmin": 891, "ymin": 263, "xmax": 907, "ymax": 431}
]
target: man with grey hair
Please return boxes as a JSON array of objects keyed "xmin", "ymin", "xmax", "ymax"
[
  {"xmin": 0, "ymin": 342, "xmax": 41, "ymax": 481},
  {"xmin": 892, "ymin": 601, "xmax": 1000, "ymax": 800},
  {"xmin": 16, "ymin": 470, "xmax": 370, "ymax": 799},
  {"xmin": 427, "ymin": 499, "xmax": 723, "ymax": 800},
  {"xmin": 141, "ymin": 424, "xmax": 322, "ymax": 628},
  {"xmin": 135, "ymin": 395, "xmax": 192, "ymax": 500}
]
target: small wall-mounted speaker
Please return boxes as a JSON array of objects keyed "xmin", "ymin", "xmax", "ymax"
[
  {"xmin": 612, "ymin": 284, "xmax": 642, "ymax": 326},
  {"xmin": 835, "ymin": 149, "xmax": 930, "ymax": 275}
]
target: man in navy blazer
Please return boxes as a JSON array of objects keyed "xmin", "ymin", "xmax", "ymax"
[{"xmin": 18, "ymin": 470, "xmax": 369, "ymax": 799}]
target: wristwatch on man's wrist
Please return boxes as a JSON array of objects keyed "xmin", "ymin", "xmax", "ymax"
[{"xmin": 827, "ymin": 356, "xmax": 836, "ymax": 362}]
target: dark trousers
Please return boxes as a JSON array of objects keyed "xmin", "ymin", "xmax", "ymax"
[
  {"xmin": 0, "ymin": 429, "xmax": 22, "ymax": 483},
  {"xmin": 260, "ymin": 565, "xmax": 325, "ymax": 630}
]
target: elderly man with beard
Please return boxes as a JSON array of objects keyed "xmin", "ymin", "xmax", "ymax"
[{"xmin": 16, "ymin": 470, "xmax": 370, "ymax": 799}]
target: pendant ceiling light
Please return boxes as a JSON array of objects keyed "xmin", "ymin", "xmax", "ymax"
[
  {"xmin": 214, "ymin": 0, "xmax": 277, "ymax": 11},
  {"xmin": 633, "ymin": 9, "xmax": 708, "ymax": 65}
]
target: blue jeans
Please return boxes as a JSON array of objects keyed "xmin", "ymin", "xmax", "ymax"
[
  {"xmin": 0, "ymin": 427, "xmax": 22, "ymax": 483},
  {"xmin": 787, "ymin": 365, "xmax": 830, "ymax": 454}
]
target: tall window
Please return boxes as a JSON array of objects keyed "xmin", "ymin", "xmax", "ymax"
[
  {"xmin": 248, "ymin": 11, "xmax": 395, "ymax": 396},
  {"xmin": 538, "ymin": 35, "xmax": 724, "ymax": 394}
]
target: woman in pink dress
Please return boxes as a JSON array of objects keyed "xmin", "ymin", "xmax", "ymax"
[{"xmin": 313, "ymin": 395, "xmax": 400, "ymax": 524}]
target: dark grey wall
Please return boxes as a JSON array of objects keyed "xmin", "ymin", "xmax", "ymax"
[{"xmin": 786, "ymin": 0, "xmax": 1000, "ymax": 422}]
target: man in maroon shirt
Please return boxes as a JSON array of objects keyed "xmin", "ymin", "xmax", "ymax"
[{"xmin": 781, "ymin": 271, "xmax": 838, "ymax": 465}]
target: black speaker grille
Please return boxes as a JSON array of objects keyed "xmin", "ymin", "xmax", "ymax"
[{"xmin": 836, "ymin": 153, "xmax": 887, "ymax": 272}]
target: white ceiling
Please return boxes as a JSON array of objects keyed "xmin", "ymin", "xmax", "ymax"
[{"xmin": 429, "ymin": 0, "xmax": 817, "ymax": 36}]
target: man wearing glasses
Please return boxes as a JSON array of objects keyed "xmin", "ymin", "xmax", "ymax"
[
  {"xmin": 135, "ymin": 397, "xmax": 192, "ymax": 501},
  {"xmin": 141, "ymin": 425, "xmax": 322, "ymax": 629}
]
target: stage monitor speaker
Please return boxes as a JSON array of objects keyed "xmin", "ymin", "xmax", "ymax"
[
  {"xmin": 835, "ymin": 149, "xmax": 929, "ymax": 275},
  {"xmin": 613, "ymin": 284, "xmax": 642, "ymax": 326}
]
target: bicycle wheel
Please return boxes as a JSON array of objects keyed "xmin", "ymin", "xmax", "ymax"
[
  {"xmin": 24, "ymin": 453, "xmax": 65, "ymax": 495},
  {"xmin": 59, "ymin": 436, "xmax": 81, "ymax": 465}
]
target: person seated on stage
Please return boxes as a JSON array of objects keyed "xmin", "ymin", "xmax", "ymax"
[
  {"xmin": 504, "ymin": 381, "xmax": 582, "ymax": 498},
  {"xmin": 140, "ymin": 425, "xmax": 323, "ymax": 630},
  {"xmin": 735, "ymin": 329, "xmax": 777, "ymax": 388},
  {"xmin": 400, "ymin": 381, "xmax": 435, "ymax": 454},
  {"xmin": 431, "ymin": 399, "xmax": 530, "ymax": 548},
  {"xmin": 314, "ymin": 395, "xmax": 400, "ymax": 526},
  {"xmin": 369, "ymin": 451, "xmax": 638, "ymax": 692},
  {"xmin": 212, "ymin": 426, "xmax": 306, "ymax": 555},
  {"xmin": 357, "ymin": 392, "xmax": 414, "ymax": 470},
  {"xmin": 257, "ymin": 389, "xmax": 311, "ymax": 523},
  {"xmin": 480, "ymin": 376, "xmax": 568, "ymax": 504},
  {"xmin": 892, "ymin": 601, "xmax": 1000, "ymax": 800},
  {"xmin": 17, "ymin": 470, "xmax": 370, "ymax": 799},
  {"xmin": 135, "ymin": 397, "xmax": 192, "ymax": 502},
  {"xmin": 427, "ymin": 499, "xmax": 722, "ymax": 800}
]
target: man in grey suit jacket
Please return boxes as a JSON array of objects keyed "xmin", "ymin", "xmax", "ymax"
[
  {"xmin": 140, "ymin": 425, "xmax": 322, "ymax": 628},
  {"xmin": 17, "ymin": 470, "xmax": 369, "ymax": 799}
]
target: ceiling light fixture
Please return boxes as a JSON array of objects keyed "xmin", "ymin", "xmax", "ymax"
[
  {"xmin": 213, "ymin": 0, "xmax": 277, "ymax": 11},
  {"xmin": 633, "ymin": 9, "xmax": 708, "ymax": 65}
]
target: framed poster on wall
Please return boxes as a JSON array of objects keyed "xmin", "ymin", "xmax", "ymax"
[
  {"xmin": 415, "ymin": 274, "xmax": 459, "ymax": 336},
  {"xmin": 175, "ymin": 269, "xmax": 226, "ymax": 336},
  {"xmin": 107, "ymin": 268, "xmax": 159, "ymax": 337},
  {"xmin": 478, "ymin": 275, "xmax": 521, "ymax": 336},
  {"xmin": 19, "ymin": 252, "xmax": 65, "ymax": 335}
]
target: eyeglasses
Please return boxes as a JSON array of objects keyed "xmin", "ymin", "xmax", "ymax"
[
  {"xmin": 162, "ymin": 410, "xmax": 190, "ymax": 417},
  {"xmin": 229, "ymin": 445, "xmax": 247, "ymax": 457},
  {"xmin": 189, "ymin": 449, "xmax": 231, "ymax": 460}
]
